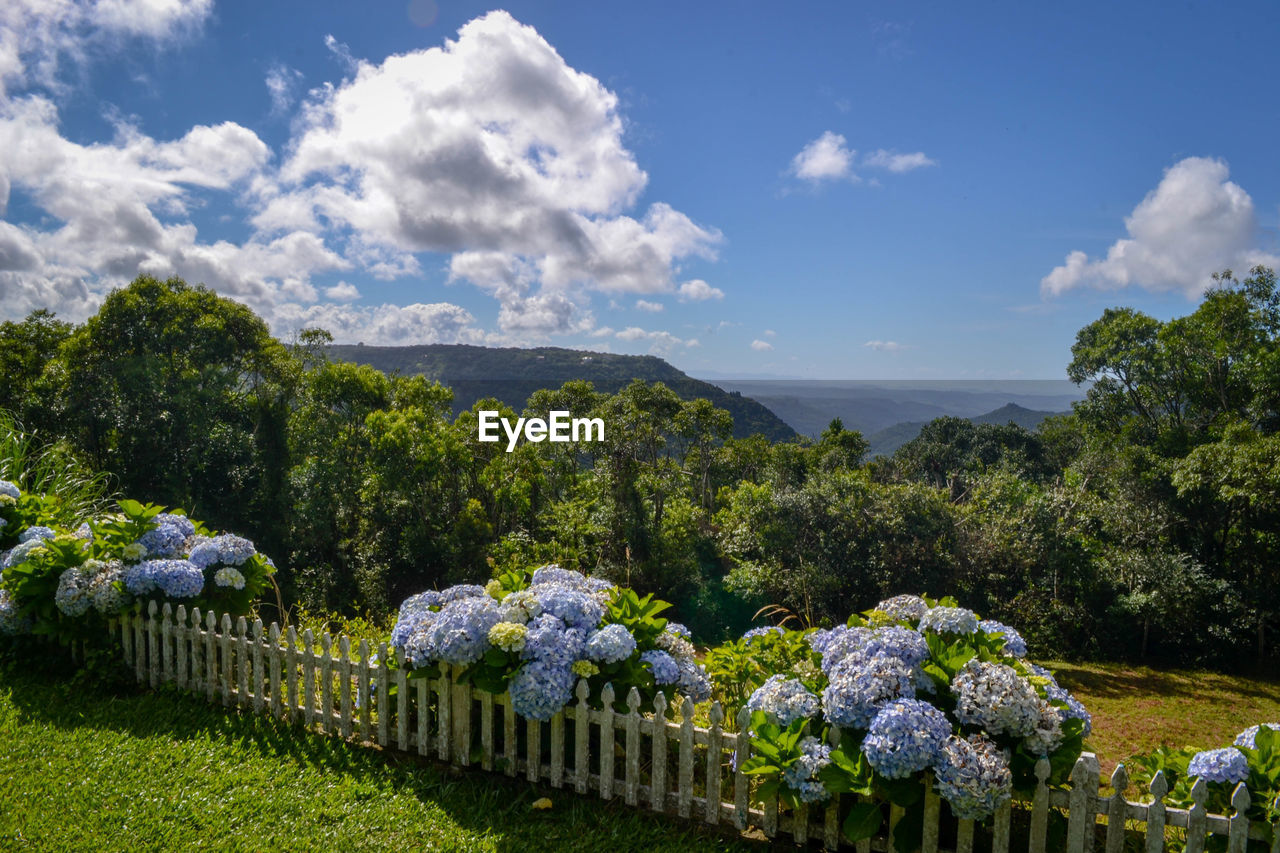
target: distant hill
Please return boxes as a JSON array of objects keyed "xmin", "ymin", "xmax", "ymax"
[
  {"xmin": 864, "ymin": 402, "xmax": 1067, "ymax": 458},
  {"xmin": 711, "ymin": 380, "xmax": 1086, "ymax": 439},
  {"xmin": 327, "ymin": 344, "xmax": 797, "ymax": 442}
]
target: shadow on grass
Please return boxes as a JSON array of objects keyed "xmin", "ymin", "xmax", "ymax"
[
  {"xmin": 1046, "ymin": 661, "xmax": 1280, "ymax": 704},
  {"xmin": 0, "ymin": 665, "xmax": 761, "ymax": 853}
]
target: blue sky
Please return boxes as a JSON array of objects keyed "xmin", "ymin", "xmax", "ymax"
[{"xmin": 1, "ymin": 1, "xmax": 1278, "ymax": 379}]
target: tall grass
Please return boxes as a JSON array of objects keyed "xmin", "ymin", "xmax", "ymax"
[{"xmin": 0, "ymin": 409, "xmax": 114, "ymax": 526}]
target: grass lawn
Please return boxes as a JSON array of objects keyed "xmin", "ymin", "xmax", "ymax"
[
  {"xmin": 0, "ymin": 666, "xmax": 759, "ymax": 852},
  {"xmin": 1046, "ymin": 660, "xmax": 1280, "ymax": 775}
]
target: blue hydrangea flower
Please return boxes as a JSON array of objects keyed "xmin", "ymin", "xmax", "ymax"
[
  {"xmin": 508, "ymin": 658, "xmax": 578, "ymax": 721},
  {"xmin": 417, "ymin": 596, "xmax": 502, "ymax": 666},
  {"xmin": 137, "ymin": 522, "xmax": 188, "ymax": 558},
  {"xmin": 1235, "ymin": 723, "xmax": 1280, "ymax": 749},
  {"xmin": 156, "ymin": 559, "xmax": 204, "ymax": 598},
  {"xmin": 0, "ymin": 480, "xmax": 19, "ymax": 499},
  {"xmin": 675, "ymin": 658, "xmax": 712, "ymax": 703},
  {"xmin": 440, "ymin": 584, "xmax": 485, "ymax": 603},
  {"xmin": 979, "ymin": 619, "xmax": 1028, "ymax": 657},
  {"xmin": 522, "ymin": 614, "xmax": 587, "ymax": 667},
  {"xmin": 585, "ymin": 624, "xmax": 636, "ymax": 664},
  {"xmin": 88, "ymin": 562, "xmax": 129, "ymax": 615},
  {"xmin": 1022, "ymin": 700, "xmax": 1065, "ymax": 756},
  {"xmin": 814, "ymin": 625, "xmax": 873, "ymax": 673},
  {"xmin": 874, "ymin": 594, "xmax": 929, "ymax": 623},
  {"xmin": 399, "ymin": 590, "xmax": 443, "ymax": 614},
  {"xmin": 498, "ymin": 589, "xmax": 542, "ymax": 623},
  {"xmin": 747, "ymin": 675, "xmax": 820, "ymax": 726},
  {"xmin": 3, "ymin": 537, "xmax": 48, "ymax": 568},
  {"xmin": 864, "ymin": 699, "xmax": 952, "ymax": 778},
  {"xmin": 863, "ymin": 626, "xmax": 930, "ymax": 667},
  {"xmin": 1188, "ymin": 748, "xmax": 1250, "ymax": 784},
  {"xmin": 154, "ymin": 513, "xmax": 195, "ymax": 538},
  {"xmin": 742, "ymin": 626, "xmax": 785, "ymax": 640},
  {"xmin": 18, "ymin": 525, "xmax": 55, "ymax": 544},
  {"xmin": 933, "ymin": 735, "xmax": 1012, "ymax": 820},
  {"xmin": 1043, "ymin": 682, "xmax": 1092, "ymax": 737},
  {"xmin": 188, "ymin": 533, "xmax": 256, "ymax": 568},
  {"xmin": 918, "ymin": 606, "xmax": 979, "ymax": 635},
  {"xmin": 74, "ymin": 522, "xmax": 93, "ymax": 540},
  {"xmin": 0, "ymin": 589, "xmax": 31, "ymax": 635},
  {"xmin": 822, "ymin": 649, "xmax": 916, "ymax": 729},
  {"xmin": 641, "ymin": 649, "xmax": 680, "ymax": 685},
  {"xmin": 782, "ymin": 736, "xmax": 832, "ymax": 803},
  {"xmin": 533, "ymin": 584, "xmax": 604, "ymax": 630},
  {"xmin": 952, "ymin": 659, "xmax": 1041, "ymax": 738},
  {"xmin": 664, "ymin": 622, "xmax": 692, "ymax": 640},
  {"xmin": 55, "ymin": 567, "xmax": 93, "ymax": 617}
]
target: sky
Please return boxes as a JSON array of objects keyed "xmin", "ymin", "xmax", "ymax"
[{"xmin": 1, "ymin": 1, "xmax": 1278, "ymax": 380}]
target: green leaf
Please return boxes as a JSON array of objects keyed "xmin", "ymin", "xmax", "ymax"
[{"xmin": 842, "ymin": 802, "xmax": 882, "ymax": 842}]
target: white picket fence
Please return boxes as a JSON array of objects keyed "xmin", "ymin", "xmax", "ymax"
[{"xmin": 112, "ymin": 601, "xmax": 1279, "ymax": 853}]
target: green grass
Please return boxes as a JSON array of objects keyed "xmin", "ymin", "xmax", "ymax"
[
  {"xmin": 0, "ymin": 666, "xmax": 759, "ymax": 852},
  {"xmin": 1046, "ymin": 660, "xmax": 1280, "ymax": 774}
]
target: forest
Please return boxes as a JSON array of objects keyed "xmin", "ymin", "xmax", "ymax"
[{"xmin": 1, "ymin": 269, "xmax": 1277, "ymax": 669}]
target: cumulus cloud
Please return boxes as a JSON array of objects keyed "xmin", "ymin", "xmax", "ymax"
[
  {"xmin": 677, "ymin": 278, "xmax": 724, "ymax": 302},
  {"xmin": 0, "ymin": 0, "xmax": 212, "ymax": 96},
  {"xmin": 635, "ymin": 299, "xmax": 663, "ymax": 312},
  {"xmin": 791, "ymin": 131, "xmax": 856, "ymax": 182},
  {"xmin": 272, "ymin": 301, "xmax": 484, "ymax": 345},
  {"xmin": 864, "ymin": 340, "xmax": 905, "ymax": 352},
  {"xmin": 324, "ymin": 281, "xmax": 360, "ymax": 301},
  {"xmin": 614, "ymin": 325, "xmax": 694, "ymax": 354},
  {"xmin": 790, "ymin": 132, "xmax": 936, "ymax": 185},
  {"xmin": 1042, "ymin": 157, "xmax": 1279, "ymax": 298},
  {"xmin": 750, "ymin": 339, "xmax": 773, "ymax": 351},
  {"xmin": 0, "ymin": 8, "xmax": 725, "ymax": 348},
  {"xmin": 863, "ymin": 149, "xmax": 936, "ymax": 173}
]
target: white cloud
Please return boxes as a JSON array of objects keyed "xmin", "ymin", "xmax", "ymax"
[
  {"xmin": 0, "ymin": 8, "xmax": 725, "ymax": 349},
  {"xmin": 864, "ymin": 340, "xmax": 905, "ymax": 352},
  {"xmin": 863, "ymin": 149, "xmax": 937, "ymax": 173},
  {"xmin": 0, "ymin": 0, "xmax": 212, "ymax": 96},
  {"xmin": 614, "ymin": 325, "xmax": 694, "ymax": 354},
  {"xmin": 322, "ymin": 34, "xmax": 358, "ymax": 74},
  {"xmin": 750, "ymin": 339, "xmax": 773, "ymax": 351},
  {"xmin": 265, "ymin": 63, "xmax": 304, "ymax": 114},
  {"xmin": 1042, "ymin": 157, "xmax": 1279, "ymax": 298},
  {"xmin": 677, "ymin": 278, "xmax": 724, "ymax": 302},
  {"xmin": 763, "ymin": 329, "xmax": 776, "ymax": 338},
  {"xmin": 273, "ymin": 300, "xmax": 483, "ymax": 345},
  {"xmin": 635, "ymin": 299, "xmax": 663, "ymax": 312},
  {"xmin": 791, "ymin": 131, "xmax": 855, "ymax": 183},
  {"xmin": 325, "ymin": 281, "xmax": 360, "ymax": 301}
]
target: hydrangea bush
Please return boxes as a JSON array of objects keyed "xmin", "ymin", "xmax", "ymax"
[
  {"xmin": 1126, "ymin": 723, "xmax": 1280, "ymax": 835},
  {"xmin": 389, "ymin": 565, "xmax": 711, "ymax": 721},
  {"xmin": 0, "ymin": 486, "xmax": 276, "ymax": 643},
  {"xmin": 723, "ymin": 594, "xmax": 1090, "ymax": 849}
]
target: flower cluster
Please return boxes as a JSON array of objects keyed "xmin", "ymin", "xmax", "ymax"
[
  {"xmin": 934, "ymin": 735, "xmax": 1014, "ymax": 819},
  {"xmin": 1235, "ymin": 723, "xmax": 1280, "ymax": 749},
  {"xmin": 863, "ymin": 699, "xmax": 952, "ymax": 778},
  {"xmin": 742, "ymin": 625, "xmax": 785, "ymax": 640},
  {"xmin": 823, "ymin": 649, "xmax": 917, "ymax": 729},
  {"xmin": 124, "ymin": 559, "xmax": 205, "ymax": 599},
  {"xmin": 747, "ymin": 675, "xmax": 820, "ymax": 726},
  {"xmin": 952, "ymin": 659, "xmax": 1041, "ymax": 738},
  {"xmin": 978, "ymin": 620, "xmax": 1028, "ymax": 657},
  {"xmin": 1188, "ymin": 747, "xmax": 1250, "ymax": 784},
  {"xmin": 213, "ymin": 567, "xmax": 246, "ymax": 590},
  {"xmin": 782, "ymin": 736, "xmax": 833, "ymax": 803},
  {"xmin": 874, "ymin": 594, "xmax": 929, "ymax": 623},
  {"xmin": 918, "ymin": 605, "xmax": 979, "ymax": 635},
  {"xmin": 390, "ymin": 565, "xmax": 710, "ymax": 721}
]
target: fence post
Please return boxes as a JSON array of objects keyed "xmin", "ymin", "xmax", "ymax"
[
  {"xmin": 1227, "ymin": 784, "xmax": 1251, "ymax": 853},
  {"xmin": 480, "ymin": 688, "xmax": 495, "ymax": 773},
  {"xmin": 251, "ymin": 618, "xmax": 264, "ymax": 714},
  {"xmin": 677, "ymin": 696, "xmax": 694, "ymax": 819},
  {"xmin": 268, "ymin": 623, "xmax": 281, "ymax": 718},
  {"xmin": 1105, "ymin": 764, "xmax": 1130, "ymax": 853},
  {"xmin": 174, "ymin": 605, "xmax": 187, "ymax": 689},
  {"xmin": 160, "ymin": 602, "xmax": 172, "ymax": 685},
  {"xmin": 189, "ymin": 607, "xmax": 202, "ymax": 693},
  {"xmin": 733, "ymin": 706, "xmax": 750, "ymax": 830},
  {"xmin": 452, "ymin": 665, "xmax": 471, "ymax": 767},
  {"xmin": 1186, "ymin": 777, "xmax": 1208, "ymax": 853},
  {"xmin": 376, "ymin": 642, "xmax": 388, "ymax": 747},
  {"xmin": 1145, "ymin": 772, "xmax": 1168, "ymax": 853},
  {"xmin": 302, "ymin": 629, "xmax": 315, "ymax": 727},
  {"xmin": 133, "ymin": 603, "xmax": 145, "ymax": 684},
  {"xmin": 1068, "ymin": 752, "xmax": 1100, "ymax": 852},
  {"xmin": 624, "ymin": 688, "xmax": 641, "ymax": 806},
  {"xmin": 923, "ymin": 771, "xmax": 941, "ymax": 853},
  {"xmin": 573, "ymin": 680, "xmax": 591, "ymax": 792},
  {"xmin": 205, "ymin": 611, "xmax": 217, "ymax": 703},
  {"xmin": 394, "ymin": 649, "xmax": 408, "ymax": 751},
  {"xmin": 1029, "ymin": 757, "xmax": 1051, "ymax": 853},
  {"xmin": 416, "ymin": 677, "xmax": 431, "ymax": 758},
  {"xmin": 599, "ymin": 684, "xmax": 616, "ymax": 799},
  {"xmin": 549, "ymin": 705, "xmax": 565, "ymax": 788},
  {"xmin": 147, "ymin": 600, "xmax": 160, "ymax": 689},
  {"xmin": 651, "ymin": 692, "xmax": 669, "ymax": 812},
  {"xmin": 319, "ymin": 632, "xmax": 332, "ymax": 732},
  {"xmin": 705, "ymin": 702, "xmax": 723, "ymax": 825}
]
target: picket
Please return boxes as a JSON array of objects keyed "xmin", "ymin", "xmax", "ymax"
[{"xmin": 118, "ymin": 606, "xmax": 1278, "ymax": 853}]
